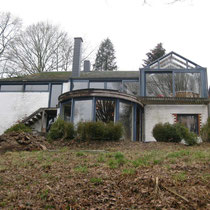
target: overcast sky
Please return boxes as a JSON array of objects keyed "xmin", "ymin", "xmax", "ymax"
[{"xmin": 1, "ymin": 0, "xmax": 210, "ymax": 85}]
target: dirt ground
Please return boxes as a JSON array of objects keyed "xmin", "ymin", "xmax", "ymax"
[{"xmin": 0, "ymin": 134, "xmax": 210, "ymax": 209}]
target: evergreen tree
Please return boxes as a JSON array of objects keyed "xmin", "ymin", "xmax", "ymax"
[
  {"xmin": 143, "ymin": 43, "xmax": 166, "ymax": 66},
  {"xmin": 93, "ymin": 38, "xmax": 117, "ymax": 71}
]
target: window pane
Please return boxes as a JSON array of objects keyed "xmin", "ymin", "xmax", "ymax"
[
  {"xmin": 1, "ymin": 85, "xmax": 23, "ymax": 91},
  {"xmin": 107, "ymin": 82, "xmax": 122, "ymax": 91},
  {"xmin": 25, "ymin": 84, "xmax": 48, "ymax": 91},
  {"xmin": 72, "ymin": 81, "xmax": 88, "ymax": 90},
  {"xmin": 177, "ymin": 114, "xmax": 198, "ymax": 134},
  {"xmin": 175, "ymin": 73, "xmax": 201, "ymax": 97},
  {"xmin": 50, "ymin": 84, "xmax": 62, "ymax": 107},
  {"xmin": 123, "ymin": 81, "xmax": 140, "ymax": 96},
  {"xmin": 62, "ymin": 102, "xmax": 71, "ymax": 121},
  {"xmin": 96, "ymin": 99, "xmax": 116, "ymax": 123},
  {"xmin": 74, "ymin": 100, "xmax": 92, "ymax": 125},
  {"xmin": 89, "ymin": 82, "xmax": 105, "ymax": 89},
  {"xmin": 119, "ymin": 102, "xmax": 133, "ymax": 140},
  {"xmin": 146, "ymin": 73, "xmax": 173, "ymax": 97}
]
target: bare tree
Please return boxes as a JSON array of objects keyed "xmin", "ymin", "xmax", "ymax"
[
  {"xmin": 0, "ymin": 12, "xmax": 22, "ymax": 78},
  {"xmin": 5, "ymin": 22, "xmax": 73, "ymax": 76}
]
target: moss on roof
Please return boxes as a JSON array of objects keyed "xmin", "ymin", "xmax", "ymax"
[{"xmin": 0, "ymin": 71, "xmax": 139, "ymax": 82}]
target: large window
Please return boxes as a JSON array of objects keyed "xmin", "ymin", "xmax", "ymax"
[
  {"xmin": 25, "ymin": 84, "xmax": 48, "ymax": 91},
  {"xmin": 72, "ymin": 81, "xmax": 88, "ymax": 90},
  {"xmin": 96, "ymin": 99, "xmax": 116, "ymax": 122},
  {"xmin": 0, "ymin": 85, "xmax": 23, "ymax": 92},
  {"xmin": 119, "ymin": 102, "xmax": 133, "ymax": 140},
  {"xmin": 123, "ymin": 81, "xmax": 140, "ymax": 96},
  {"xmin": 146, "ymin": 73, "xmax": 173, "ymax": 97},
  {"xmin": 61, "ymin": 101, "xmax": 71, "ymax": 121},
  {"xmin": 74, "ymin": 99, "xmax": 92, "ymax": 125},
  {"xmin": 175, "ymin": 73, "xmax": 201, "ymax": 97},
  {"xmin": 177, "ymin": 114, "xmax": 199, "ymax": 134},
  {"xmin": 50, "ymin": 84, "xmax": 62, "ymax": 107}
]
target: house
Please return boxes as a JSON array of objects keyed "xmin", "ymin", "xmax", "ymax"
[{"xmin": 0, "ymin": 37, "xmax": 209, "ymax": 141}]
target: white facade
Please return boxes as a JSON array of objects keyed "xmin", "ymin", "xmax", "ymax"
[
  {"xmin": 144, "ymin": 104, "xmax": 208, "ymax": 142},
  {"xmin": 0, "ymin": 92, "xmax": 49, "ymax": 134}
]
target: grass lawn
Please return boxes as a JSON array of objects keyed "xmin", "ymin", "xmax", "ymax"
[{"xmin": 0, "ymin": 141, "xmax": 210, "ymax": 209}]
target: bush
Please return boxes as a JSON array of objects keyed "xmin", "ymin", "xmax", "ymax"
[
  {"xmin": 77, "ymin": 121, "xmax": 123, "ymax": 141},
  {"xmin": 48, "ymin": 118, "xmax": 74, "ymax": 141},
  {"xmin": 4, "ymin": 123, "xmax": 32, "ymax": 134},
  {"xmin": 200, "ymin": 117, "xmax": 210, "ymax": 142},
  {"xmin": 104, "ymin": 122, "xmax": 123, "ymax": 140},
  {"xmin": 152, "ymin": 123, "xmax": 181, "ymax": 143},
  {"xmin": 152, "ymin": 122, "xmax": 198, "ymax": 145},
  {"xmin": 184, "ymin": 132, "xmax": 198, "ymax": 146}
]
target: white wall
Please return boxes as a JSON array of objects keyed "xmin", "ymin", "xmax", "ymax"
[
  {"xmin": 0, "ymin": 92, "xmax": 49, "ymax": 134},
  {"xmin": 144, "ymin": 104, "xmax": 208, "ymax": 142}
]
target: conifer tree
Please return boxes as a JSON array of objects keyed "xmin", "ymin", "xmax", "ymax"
[
  {"xmin": 143, "ymin": 43, "xmax": 166, "ymax": 66},
  {"xmin": 93, "ymin": 38, "xmax": 117, "ymax": 71}
]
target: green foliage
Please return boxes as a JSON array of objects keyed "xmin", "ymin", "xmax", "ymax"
[
  {"xmin": 76, "ymin": 151, "xmax": 85, "ymax": 157},
  {"xmin": 152, "ymin": 123, "xmax": 181, "ymax": 143},
  {"xmin": 77, "ymin": 121, "xmax": 123, "ymax": 141},
  {"xmin": 48, "ymin": 118, "xmax": 74, "ymax": 141},
  {"xmin": 143, "ymin": 43, "xmax": 166, "ymax": 66},
  {"xmin": 108, "ymin": 152, "xmax": 126, "ymax": 168},
  {"xmin": 152, "ymin": 122, "xmax": 198, "ymax": 145},
  {"xmin": 93, "ymin": 38, "xmax": 117, "ymax": 71},
  {"xmin": 122, "ymin": 168, "xmax": 136, "ymax": 175},
  {"xmin": 90, "ymin": 177, "xmax": 103, "ymax": 185},
  {"xmin": 200, "ymin": 117, "xmax": 210, "ymax": 142},
  {"xmin": 4, "ymin": 123, "xmax": 32, "ymax": 134}
]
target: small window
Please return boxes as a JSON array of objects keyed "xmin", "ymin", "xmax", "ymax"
[
  {"xmin": 61, "ymin": 102, "xmax": 71, "ymax": 121},
  {"xmin": 72, "ymin": 81, "xmax": 88, "ymax": 90},
  {"xmin": 177, "ymin": 114, "xmax": 199, "ymax": 134},
  {"xmin": 89, "ymin": 82, "xmax": 105, "ymax": 89},
  {"xmin": 1, "ymin": 85, "xmax": 23, "ymax": 92},
  {"xmin": 25, "ymin": 84, "xmax": 48, "ymax": 91},
  {"xmin": 107, "ymin": 82, "xmax": 122, "ymax": 91}
]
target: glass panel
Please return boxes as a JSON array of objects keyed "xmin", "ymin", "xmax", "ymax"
[
  {"xmin": 175, "ymin": 73, "xmax": 201, "ymax": 98},
  {"xmin": 146, "ymin": 73, "xmax": 173, "ymax": 97},
  {"xmin": 1, "ymin": 85, "xmax": 23, "ymax": 91},
  {"xmin": 107, "ymin": 82, "xmax": 122, "ymax": 91},
  {"xmin": 119, "ymin": 102, "xmax": 133, "ymax": 140},
  {"xmin": 123, "ymin": 81, "xmax": 140, "ymax": 96},
  {"xmin": 177, "ymin": 114, "xmax": 198, "ymax": 134},
  {"xmin": 62, "ymin": 102, "xmax": 71, "ymax": 121},
  {"xmin": 50, "ymin": 84, "xmax": 62, "ymax": 107},
  {"xmin": 74, "ymin": 99, "xmax": 92, "ymax": 125},
  {"xmin": 25, "ymin": 84, "xmax": 48, "ymax": 91},
  {"xmin": 89, "ymin": 82, "xmax": 105, "ymax": 89},
  {"xmin": 96, "ymin": 99, "xmax": 116, "ymax": 123},
  {"xmin": 72, "ymin": 81, "xmax": 88, "ymax": 90}
]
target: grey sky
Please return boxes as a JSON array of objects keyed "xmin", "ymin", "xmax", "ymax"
[{"xmin": 1, "ymin": 0, "xmax": 210, "ymax": 85}]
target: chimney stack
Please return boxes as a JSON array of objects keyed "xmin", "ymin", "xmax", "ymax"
[
  {"xmin": 84, "ymin": 60, "xmax": 91, "ymax": 72},
  {"xmin": 72, "ymin": 37, "xmax": 83, "ymax": 77}
]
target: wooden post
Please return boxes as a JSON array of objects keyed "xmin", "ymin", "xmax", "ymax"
[{"xmin": 41, "ymin": 110, "xmax": 46, "ymax": 133}]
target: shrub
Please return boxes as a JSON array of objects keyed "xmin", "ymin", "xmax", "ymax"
[
  {"xmin": 104, "ymin": 122, "xmax": 123, "ymax": 140},
  {"xmin": 152, "ymin": 122, "xmax": 181, "ymax": 143},
  {"xmin": 4, "ymin": 123, "xmax": 32, "ymax": 134},
  {"xmin": 48, "ymin": 118, "xmax": 74, "ymax": 140},
  {"xmin": 77, "ymin": 121, "xmax": 123, "ymax": 141},
  {"xmin": 184, "ymin": 132, "xmax": 198, "ymax": 146},
  {"xmin": 152, "ymin": 122, "xmax": 198, "ymax": 145},
  {"xmin": 200, "ymin": 117, "xmax": 210, "ymax": 142},
  {"xmin": 77, "ymin": 121, "xmax": 104, "ymax": 140}
]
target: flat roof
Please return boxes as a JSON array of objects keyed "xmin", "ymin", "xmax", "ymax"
[{"xmin": 0, "ymin": 71, "xmax": 139, "ymax": 83}]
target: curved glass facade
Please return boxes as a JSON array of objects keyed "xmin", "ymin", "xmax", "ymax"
[{"xmin": 60, "ymin": 95, "xmax": 142, "ymax": 141}]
